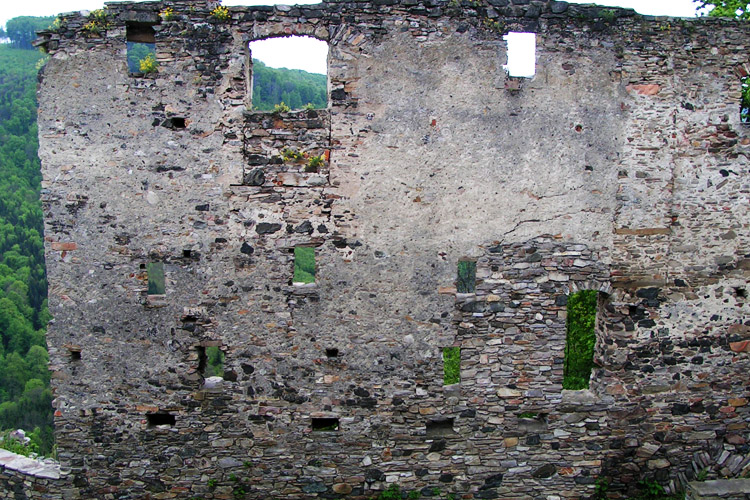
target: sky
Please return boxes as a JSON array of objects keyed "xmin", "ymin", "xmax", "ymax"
[{"xmin": 1, "ymin": 0, "xmax": 709, "ymax": 74}]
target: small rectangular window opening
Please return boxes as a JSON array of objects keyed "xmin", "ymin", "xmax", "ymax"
[
  {"xmin": 293, "ymin": 246, "xmax": 315, "ymax": 284},
  {"xmin": 146, "ymin": 412, "xmax": 176, "ymax": 427},
  {"xmin": 127, "ymin": 23, "xmax": 157, "ymax": 74},
  {"xmin": 70, "ymin": 349, "xmax": 82, "ymax": 361},
  {"xmin": 325, "ymin": 348, "xmax": 339, "ymax": 358},
  {"xmin": 443, "ymin": 347, "xmax": 460, "ymax": 385},
  {"xmin": 147, "ymin": 262, "xmax": 166, "ymax": 295},
  {"xmin": 504, "ymin": 32, "xmax": 536, "ymax": 78},
  {"xmin": 198, "ymin": 346, "xmax": 225, "ymax": 378},
  {"xmin": 426, "ymin": 418, "xmax": 456, "ymax": 437},
  {"xmin": 457, "ymin": 260, "xmax": 476, "ymax": 293},
  {"xmin": 311, "ymin": 417, "xmax": 339, "ymax": 432},
  {"xmin": 563, "ymin": 290, "xmax": 598, "ymax": 390}
]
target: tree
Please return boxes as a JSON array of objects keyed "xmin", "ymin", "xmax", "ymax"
[
  {"xmin": 695, "ymin": 0, "xmax": 749, "ymax": 19},
  {"xmin": 3, "ymin": 17, "xmax": 55, "ymax": 50}
]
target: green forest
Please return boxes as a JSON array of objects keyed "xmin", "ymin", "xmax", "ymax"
[
  {"xmin": 251, "ymin": 59, "xmax": 327, "ymax": 111},
  {"xmin": 0, "ymin": 41, "xmax": 54, "ymax": 455}
]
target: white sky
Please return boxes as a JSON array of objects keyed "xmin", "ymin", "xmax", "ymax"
[{"xmin": 1, "ymin": 0, "xmax": 709, "ymax": 74}]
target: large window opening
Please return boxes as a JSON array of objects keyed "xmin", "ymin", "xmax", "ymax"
[
  {"xmin": 248, "ymin": 36, "xmax": 328, "ymax": 111},
  {"xmin": 126, "ymin": 23, "xmax": 157, "ymax": 74},
  {"xmin": 562, "ymin": 290, "xmax": 598, "ymax": 390}
]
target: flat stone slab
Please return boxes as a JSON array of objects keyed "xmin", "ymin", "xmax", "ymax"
[
  {"xmin": 0, "ymin": 449, "xmax": 61, "ymax": 480},
  {"xmin": 687, "ymin": 479, "xmax": 750, "ymax": 499}
]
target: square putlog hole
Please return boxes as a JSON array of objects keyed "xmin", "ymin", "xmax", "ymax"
[{"xmin": 311, "ymin": 417, "xmax": 339, "ymax": 432}]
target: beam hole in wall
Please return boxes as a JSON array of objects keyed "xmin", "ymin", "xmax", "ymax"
[
  {"xmin": 311, "ymin": 417, "xmax": 339, "ymax": 432},
  {"xmin": 735, "ymin": 287, "xmax": 747, "ymax": 299},
  {"xmin": 325, "ymin": 348, "xmax": 339, "ymax": 358},
  {"xmin": 147, "ymin": 262, "xmax": 165, "ymax": 295},
  {"xmin": 443, "ymin": 347, "xmax": 460, "ymax": 385},
  {"xmin": 248, "ymin": 36, "xmax": 328, "ymax": 111},
  {"xmin": 503, "ymin": 32, "xmax": 536, "ymax": 78},
  {"xmin": 146, "ymin": 412, "xmax": 175, "ymax": 427},
  {"xmin": 161, "ymin": 117, "xmax": 186, "ymax": 130},
  {"xmin": 69, "ymin": 349, "xmax": 81, "ymax": 361},
  {"xmin": 563, "ymin": 290, "xmax": 598, "ymax": 390},
  {"xmin": 126, "ymin": 23, "xmax": 157, "ymax": 74},
  {"xmin": 426, "ymin": 418, "xmax": 456, "ymax": 437},
  {"xmin": 457, "ymin": 260, "xmax": 476, "ymax": 293},
  {"xmin": 293, "ymin": 246, "xmax": 315, "ymax": 285}
]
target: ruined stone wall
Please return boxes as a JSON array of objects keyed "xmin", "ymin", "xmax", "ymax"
[{"xmin": 34, "ymin": 0, "xmax": 750, "ymax": 498}]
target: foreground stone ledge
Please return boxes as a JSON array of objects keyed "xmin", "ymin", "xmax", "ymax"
[{"xmin": 686, "ymin": 479, "xmax": 750, "ymax": 500}]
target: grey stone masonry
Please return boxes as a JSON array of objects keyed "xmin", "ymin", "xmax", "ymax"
[
  {"xmin": 686, "ymin": 479, "xmax": 750, "ymax": 500},
  {"xmin": 32, "ymin": 0, "xmax": 750, "ymax": 498}
]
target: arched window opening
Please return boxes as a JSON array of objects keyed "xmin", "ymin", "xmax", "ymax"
[
  {"xmin": 248, "ymin": 36, "xmax": 328, "ymax": 111},
  {"xmin": 563, "ymin": 290, "xmax": 598, "ymax": 390}
]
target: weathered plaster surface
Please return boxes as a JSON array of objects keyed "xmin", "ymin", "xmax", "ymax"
[{"xmin": 30, "ymin": 0, "xmax": 750, "ymax": 498}]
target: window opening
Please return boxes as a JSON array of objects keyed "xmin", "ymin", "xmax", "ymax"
[
  {"xmin": 442, "ymin": 347, "xmax": 460, "ymax": 385},
  {"xmin": 325, "ymin": 348, "xmax": 339, "ymax": 358},
  {"xmin": 147, "ymin": 262, "xmax": 165, "ymax": 295},
  {"xmin": 248, "ymin": 36, "xmax": 328, "ymax": 111},
  {"xmin": 456, "ymin": 260, "xmax": 476, "ymax": 293},
  {"xmin": 503, "ymin": 32, "xmax": 536, "ymax": 78},
  {"xmin": 563, "ymin": 290, "xmax": 598, "ymax": 390},
  {"xmin": 198, "ymin": 346, "xmax": 225, "ymax": 378},
  {"xmin": 70, "ymin": 349, "xmax": 82, "ymax": 361},
  {"xmin": 293, "ymin": 246, "xmax": 315, "ymax": 284},
  {"xmin": 146, "ymin": 412, "xmax": 176, "ymax": 427},
  {"xmin": 311, "ymin": 417, "xmax": 339, "ymax": 431},
  {"xmin": 742, "ymin": 76, "xmax": 749, "ymax": 123},
  {"xmin": 426, "ymin": 418, "xmax": 456, "ymax": 437},
  {"xmin": 126, "ymin": 23, "xmax": 157, "ymax": 74}
]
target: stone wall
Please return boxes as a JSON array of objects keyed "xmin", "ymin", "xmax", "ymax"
[
  {"xmin": 33, "ymin": 0, "xmax": 750, "ymax": 498},
  {"xmin": 0, "ymin": 450, "xmax": 62, "ymax": 499}
]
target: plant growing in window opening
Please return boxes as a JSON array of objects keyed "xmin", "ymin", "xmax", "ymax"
[
  {"xmin": 562, "ymin": 290, "xmax": 597, "ymax": 390},
  {"xmin": 139, "ymin": 53, "xmax": 159, "ymax": 74},
  {"xmin": 210, "ymin": 6, "xmax": 231, "ymax": 21},
  {"xmin": 273, "ymin": 101, "xmax": 291, "ymax": 114},
  {"xmin": 443, "ymin": 347, "xmax": 460, "ymax": 385}
]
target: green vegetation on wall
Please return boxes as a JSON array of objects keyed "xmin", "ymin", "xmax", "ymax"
[
  {"xmin": 0, "ymin": 43, "xmax": 54, "ymax": 454},
  {"xmin": 147, "ymin": 262, "xmax": 165, "ymax": 295},
  {"xmin": 252, "ymin": 59, "xmax": 326, "ymax": 111},
  {"xmin": 563, "ymin": 290, "xmax": 597, "ymax": 390},
  {"xmin": 293, "ymin": 246, "xmax": 315, "ymax": 284},
  {"xmin": 205, "ymin": 346, "xmax": 225, "ymax": 377},
  {"xmin": 126, "ymin": 42, "xmax": 156, "ymax": 73},
  {"xmin": 456, "ymin": 260, "xmax": 476, "ymax": 293},
  {"xmin": 443, "ymin": 347, "xmax": 460, "ymax": 385}
]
